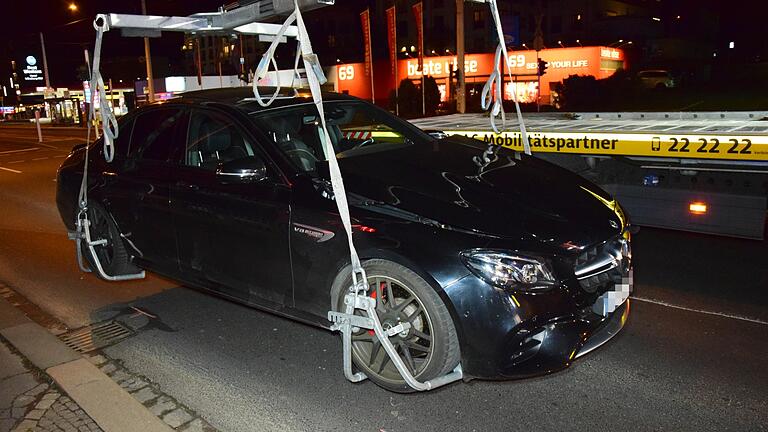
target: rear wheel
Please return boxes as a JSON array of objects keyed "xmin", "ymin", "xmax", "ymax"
[
  {"xmin": 332, "ymin": 259, "xmax": 460, "ymax": 393},
  {"xmin": 81, "ymin": 203, "xmax": 135, "ymax": 278}
]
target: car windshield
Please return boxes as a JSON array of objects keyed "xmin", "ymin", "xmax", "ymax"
[{"xmin": 250, "ymin": 101, "xmax": 431, "ymax": 172}]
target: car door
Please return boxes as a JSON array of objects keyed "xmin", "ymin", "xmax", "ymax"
[
  {"xmin": 104, "ymin": 106, "xmax": 187, "ymax": 272},
  {"xmin": 170, "ymin": 107, "xmax": 292, "ymax": 307}
]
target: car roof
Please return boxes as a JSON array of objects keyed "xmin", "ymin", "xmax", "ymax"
[{"xmin": 172, "ymin": 86, "xmax": 358, "ymax": 113}]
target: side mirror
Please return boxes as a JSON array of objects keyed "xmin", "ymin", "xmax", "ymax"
[{"xmin": 215, "ymin": 156, "xmax": 268, "ymax": 182}]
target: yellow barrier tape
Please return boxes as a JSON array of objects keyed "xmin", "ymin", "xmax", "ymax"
[{"xmin": 445, "ymin": 130, "xmax": 768, "ymax": 161}]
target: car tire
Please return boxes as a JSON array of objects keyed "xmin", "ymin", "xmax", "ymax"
[
  {"xmin": 331, "ymin": 259, "xmax": 461, "ymax": 393},
  {"xmin": 81, "ymin": 202, "xmax": 136, "ymax": 278}
]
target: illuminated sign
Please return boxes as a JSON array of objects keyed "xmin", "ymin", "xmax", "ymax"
[
  {"xmin": 165, "ymin": 76, "xmax": 186, "ymax": 93},
  {"xmin": 337, "ymin": 46, "xmax": 625, "ymax": 101},
  {"xmin": 405, "ymin": 57, "xmax": 481, "ymax": 78},
  {"xmin": 600, "ymin": 48, "xmax": 623, "ymax": 60},
  {"xmin": 1, "ymin": 107, "xmax": 15, "ymax": 115},
  {"xmin": 22, "ymin": 55, "xmax": 43, "ymax": 82},
  {"xmin": 338, "ymin": 65, "xmax": 355, "ymax": 81},
  {"xmin": 442, "ymin": 131, "xmax": 768, "ymax": 161}
]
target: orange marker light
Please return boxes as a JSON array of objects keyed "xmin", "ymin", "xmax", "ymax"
[{"xmin": 689, "ymin": 202, "xmax": 707, "ymax": 215}]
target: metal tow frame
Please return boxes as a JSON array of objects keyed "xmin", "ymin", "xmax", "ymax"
[
  {"xmin": 327, "ymin": 281, "xmax": 463, "ymax": 391},
  {"xmin": 68, "ymin": 210, "xmax": 146, "ymax": 282}
]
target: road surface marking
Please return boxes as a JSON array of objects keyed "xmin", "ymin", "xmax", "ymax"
[
  {"xmin": 8, "ymin": 160, "xmax": 24, "ymax": 164},
  {"xmin": 0, "ymin": 166, "xmax": 22, "ymax": 174},
  {"xmin": 631, "ymin": 295, "xmax": 768, "ymax": 326},
  {"xmin": 0, "ymin": 148, "xmax": 38, "ymax": 155},
  {"xmin": 32, "ymin": 157, "xmax": 49, "ymax": 161}
]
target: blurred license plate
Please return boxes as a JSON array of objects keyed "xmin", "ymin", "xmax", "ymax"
[{"xmin": 592, "ymin": 271, "xmax": 632, "ymax": 316}]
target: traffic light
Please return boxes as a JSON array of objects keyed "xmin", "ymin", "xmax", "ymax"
[{"xmin": 537, "ymin": 59, "xmax": 548, "ymax": 76}]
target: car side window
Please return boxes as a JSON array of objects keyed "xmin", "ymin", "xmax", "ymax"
[
  {"xmin": 131, "ymin": 108, "xmax": 185, "ymax": 161},
  {"xmin": 184, "ymin": 109, "xmax": 255, "ymax": 171},
  {"xmin": 112, "ymin": 115, "xmax": 134, "ymax": 159}
]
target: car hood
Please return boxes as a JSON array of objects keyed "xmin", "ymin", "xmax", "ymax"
[{"xmin": 337, "ymin": 136, "xmax": 625, "ymax": 251}]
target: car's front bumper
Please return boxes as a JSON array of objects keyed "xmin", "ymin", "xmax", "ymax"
[{"xmin": 443, "ymin": 274, "xmax": 630, "ymax": 380}]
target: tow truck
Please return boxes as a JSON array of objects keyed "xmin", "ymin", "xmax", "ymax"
[{"xmin": 411, "ymin": 111, "xmax": 768, "ymax": 239}]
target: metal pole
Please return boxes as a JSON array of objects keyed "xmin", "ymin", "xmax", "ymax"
[
  {"xmin": 456, "ymin": 0, "xmax": 466, "ymax": 113},
  {"xmin": 536, "ymin": 51, "xmax": 541, "ymax": 112},
  {"xmin": 34, "ymin": 110, "xmax": 43, "ymax": 143},
  {"xmin": 39, "ymin": 33, "xmax": 51, "ymax": 89},
  {"xmin": 419, "ymin": 6, "xmax": 425, "ymax": 116},
  {"xmin": 141, "ymin": 0, "xmax": 155, "ymax": 103},
  {"xmin": 195, "ymin": 37, "xmax": 203, "ymax": 86},
  {"xmin": 239, "ymin": 34, "xmax": 245, "ymax": 77},
  {"xmin": 109, "ymin": 78, "xmax": 115, "ymax": 114}
]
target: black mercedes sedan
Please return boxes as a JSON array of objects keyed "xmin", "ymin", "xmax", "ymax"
[{"xmin": 57, "ymin": 87, "xmax": 632, "ymax": 392}]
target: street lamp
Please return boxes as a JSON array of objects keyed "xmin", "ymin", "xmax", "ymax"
[
  {"xmin": 522, "ymin": 43, "xmax": 529, "ymax": 49},
  {"xmin": 558, "ymin": 40, "xmax": 565, "ymax": 48},
  {"xmin": 616, "ymin": 40, "xmax": 633, "ymax": 48},
  {"xmin": 608, "ymin": 39, "xmax": 624, "ymax": 47},
  {"xmin": 68, "ymin": 3, "xmax": 78, "ymax": 12},
  {"xmin": 575, "ymin": 39, "xmax": 583, "ymax": 47}
]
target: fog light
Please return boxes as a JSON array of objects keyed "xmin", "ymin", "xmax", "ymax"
[{"xmin": 689, "ymin": 201, "xmax": 707, "ymax": 215}]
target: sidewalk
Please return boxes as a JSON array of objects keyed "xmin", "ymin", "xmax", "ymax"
[
  {"xmin": 0, "ymin": 295, "xmax": 172, "ymax": 432},
  {"xmin": 0, "ymin": 338, "xmax": 102, "ymax": 432}
]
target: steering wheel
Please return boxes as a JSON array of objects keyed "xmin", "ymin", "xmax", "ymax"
[{"xmin": 354, "ymin": 138, "xmax": 375, "ymax": 149}]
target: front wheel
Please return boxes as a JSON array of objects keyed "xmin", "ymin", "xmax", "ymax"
[{"xmin": 332, "ymin": 259, "xmax": 461, "ymax": 393}]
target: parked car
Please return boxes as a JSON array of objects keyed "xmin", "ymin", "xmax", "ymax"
[
  {"xmin": 637, "ymin": 69, "xmax": 676, "ymax": 89},
  {"xmin": 56, "ymin": 87, "xmax": 632, "ymax": 392}
]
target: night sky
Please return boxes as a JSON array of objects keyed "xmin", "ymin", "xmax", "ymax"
[{"xmin": 1, "ymin": 0, "xmax": 765, "ymax": 88}]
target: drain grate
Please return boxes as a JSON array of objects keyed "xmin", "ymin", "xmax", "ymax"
[{"xmin": 59, "ymin": 320, "xmax": 134, "ymax": 353}]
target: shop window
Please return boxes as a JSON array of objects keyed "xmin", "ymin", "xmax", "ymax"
[{"xmin": 473, "ymin": 10, "xmax": 484, "ymax": 29}]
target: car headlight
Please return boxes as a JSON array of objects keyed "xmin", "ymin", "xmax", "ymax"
[{"xmin": 460, "ymin": 249, "xmax": 557, "ymax": 291}]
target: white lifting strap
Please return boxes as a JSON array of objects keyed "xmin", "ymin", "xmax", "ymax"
[
  {"xmin": 254, "ymin": 1, "xmax": 462, "ymax": 390},
  {"xmin": 69, "ymin": 15, "xmax": 144, "ymax": 282},
  {"xmin": 253, "ymin": 1, "xmax": 366, "ymax": 290},
  {"xmin": 480, "ymin": 0, "xmax": 531, "ymax": 155}
]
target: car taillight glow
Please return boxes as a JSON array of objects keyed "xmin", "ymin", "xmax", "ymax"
[{"xmin": 689, "ymin": 202, "xmax": 707, "ymax": 215}]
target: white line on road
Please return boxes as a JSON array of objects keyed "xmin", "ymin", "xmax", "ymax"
[
  {"xmin": 0, "ymin": 148, "xmax": 38, "ymax": 155},
  {"xmin": 31, "ymin": 157, "xmax": 49, "ymax": 161},
  {"xmin": 631, "ymin": 295, "xmax": 768, "ymax": 326},
  {"xmin": 8, "ymin": 160, "xmax": 24, "ymax": 164},
  {"xmin": 0, "ymin": 166, "xmax": 22, "ymax": 174}
]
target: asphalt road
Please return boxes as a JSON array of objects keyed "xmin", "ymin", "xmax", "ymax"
[{"xmin": 1, "ymin": 124, "xmax": 766, "ymax": 432}]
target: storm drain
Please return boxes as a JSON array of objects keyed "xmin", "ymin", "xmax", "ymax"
[{"xmin": 59, "ymin": 320, "xmax": 134, "ymax": 353}]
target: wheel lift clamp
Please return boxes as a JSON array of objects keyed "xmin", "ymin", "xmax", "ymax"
[{"xmin": 70, "ymin": 0, "xmax": 528, "ymax": 391}]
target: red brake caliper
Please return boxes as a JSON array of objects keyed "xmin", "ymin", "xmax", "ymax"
[{"xmin": 367, "ymin": 282, "xmax": 386, "ymax": 336}]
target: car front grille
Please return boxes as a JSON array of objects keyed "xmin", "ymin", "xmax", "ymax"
[{"xmin": 574, "ymin": 235, "xmax": 631, "ymax": 293}]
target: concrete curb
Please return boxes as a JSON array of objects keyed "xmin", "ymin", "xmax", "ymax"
[{"xmin": 0, "ymin": 297, "xmax": 173, "ymax": 432}]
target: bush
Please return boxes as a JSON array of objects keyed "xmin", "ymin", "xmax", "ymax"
[
  {"xmin": 389, "ymin": 77, "xmax": 441, "ymax": 118},
  {"xmin": 556, "ymin": 69, "xmax": 640, "ymax": 111}
]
